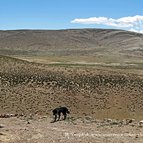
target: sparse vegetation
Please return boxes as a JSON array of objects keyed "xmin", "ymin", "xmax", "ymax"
[
  {"xmin": 0, "ymin": 29, "xmax": 143, "ymax": 143},
  {"xmin": 0, "ymin": 55, "xmax": 143, "ymax": 119}
]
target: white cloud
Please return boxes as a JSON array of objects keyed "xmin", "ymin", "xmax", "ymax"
[
  {"xmin": 71, "ymin": 15, "xmax": 143, "ymax": 33},
  {"xmin": 129, "ymin": 28, "xmax": 143, "ymax": 34}
]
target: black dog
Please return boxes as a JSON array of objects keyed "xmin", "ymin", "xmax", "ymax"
[{"xmin": 52, "ymin": 107, "xmax": 70, "ymax": 122}]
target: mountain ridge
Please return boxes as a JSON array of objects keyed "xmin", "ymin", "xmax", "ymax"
[{"xmin": 0, "ymin": 28, "xmax": 143, "ymax": 57}]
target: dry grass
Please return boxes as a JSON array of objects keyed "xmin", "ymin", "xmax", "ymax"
[
  {"xmin": 0, "ymin": 29, "xmax": 143, "ymax": 143},
  {"xmin": 0, "ymin": 55, "xmax": 143, "ymax": 120}
]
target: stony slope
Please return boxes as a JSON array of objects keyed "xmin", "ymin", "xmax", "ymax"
[{"xmin": 0, "ymin": 55, "xmax": 143, "ymax": 120}]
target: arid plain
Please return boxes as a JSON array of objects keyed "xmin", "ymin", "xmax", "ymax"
[{"xmin": 0, "ymin": 29, "xmax": 143, "ymax": 142}]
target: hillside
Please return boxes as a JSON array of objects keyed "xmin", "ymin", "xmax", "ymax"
[
  {"xmin": 0, "ymin": 29, "xmax": 142, "ymax": 56},
  {"xmin": 0, "ymin": 29, "xmax": 143, "ymax": 72},
  {"xmin": 0, "ymin": 55, "xmax": 143, "ymax": 120},
  {"xmin": 0, "ymin": 31, "xmax": 143, "ymax": 142}
]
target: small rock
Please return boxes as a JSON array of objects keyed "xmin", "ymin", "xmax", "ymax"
[
  {"xmin": 27, "ymin": 121, "xmax": 30, "ymax": 124},
  {"xmin": 139, "ymin": 120, "xmax": 143, "ymax": 127},
  {"xmin": 0, "ymin": 124, "xmax": 4, "ymax": 128},
  {"xmin": 135, "ymin": 135, "xmax": 138, "ymax": 139}
]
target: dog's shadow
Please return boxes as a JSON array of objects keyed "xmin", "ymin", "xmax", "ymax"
[{"xmin": 50, "ymin": 119, "xmax": 65, "ymax": 123}]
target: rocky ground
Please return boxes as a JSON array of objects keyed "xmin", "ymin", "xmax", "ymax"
[
  {"xmin": 0, "ymin": 115, "xmax": 143, "ymax": 143},
  {"xmin": 0, "ymin": 56, "xmax": 143, "ymax": 143}
]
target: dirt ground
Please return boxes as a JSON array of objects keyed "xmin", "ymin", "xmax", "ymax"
[
  {"xmin": 0, "ymin": 55, "xmax": 143, "ymax": 143},
  {"xmin": 0, "ymin": 115, "xmax": 143, "ymax": 143}
]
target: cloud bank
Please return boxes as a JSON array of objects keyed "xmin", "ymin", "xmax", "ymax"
[{"xmin": 71, "ymin": 15, "xmax": 143, "ymax": 33}]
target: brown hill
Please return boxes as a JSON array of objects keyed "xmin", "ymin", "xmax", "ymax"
[
  {"xmin": 0, "ymin": 29, "xmax": 143, "ymax": 57},
  {"xmin": 0, "ymin": 29, "xmax": 143, "ymax": 143},
  {"xmin": 0, "ymin": 55, "xmax": 143, "ymax": 120}
]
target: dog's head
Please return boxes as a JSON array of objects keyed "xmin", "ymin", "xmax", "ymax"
[{"xmin": 67, "ymin": 110, "xmax": 70, "ymax": 114}]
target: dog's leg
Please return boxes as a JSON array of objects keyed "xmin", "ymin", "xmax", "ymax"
[
  {"xmin": 54, "ymin": 114, "xmax": 57, "ymax": 122},
  {"xmin": 63, "ymin": 113, "xmax": 67, "ymax": 120},
  {"xmin": 57, "ymin": 112, "xmax": 61, "ymax": 121}
]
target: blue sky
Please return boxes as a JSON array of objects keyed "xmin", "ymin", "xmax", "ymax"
[{"xmin": 0, "ymin": 0, "xmax": 143, "ymax": 33}]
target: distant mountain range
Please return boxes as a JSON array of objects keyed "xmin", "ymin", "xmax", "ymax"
[{"xmin": 0, "ymin": 29, "xmax": 143, "ymax": 57}]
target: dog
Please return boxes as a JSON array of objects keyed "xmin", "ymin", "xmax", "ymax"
[{"xmin": 52, "ymin": 106, "xmax": 70, "ymax": 122}]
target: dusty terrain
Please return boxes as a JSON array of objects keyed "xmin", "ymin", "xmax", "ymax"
[
  {"xmin": 0, "ymin": 29, "xmax": 143, "ymax": 65},
  {"xmin": 0, "ymin": 116, "xmax": 143, "ymax": 143},
  {"xmin": 0, "ymin": 29, "xmax": 143, "ymax": 142},
  {"xmin": 0, "ymin": 55, "xmax": 143, "ymax": 120},
  {"xmin": 0, "ymin": 54, "xmax": 143, "ymax": 143}
]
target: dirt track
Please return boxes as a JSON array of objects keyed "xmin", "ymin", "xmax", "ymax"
[{"xmin": 0, "ymin": 116, "xmax": 143, "ymax": 143}]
